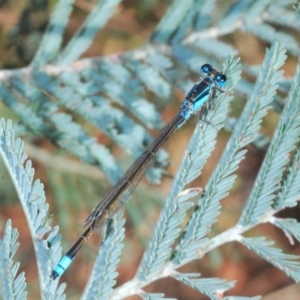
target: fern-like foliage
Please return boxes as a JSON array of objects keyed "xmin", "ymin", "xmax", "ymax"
[
  {"xmin": 82, "ymin": 212, "xmax": 125, "ymax": 300},
  {"xmin": 238, "ymin": 50, "xmax": 300, "ymax": 226},
  {"xmin": 174, "ymin": 41, "xmax": 286, "ymax": 263},
  {"xmin": 0, "ymin": 220, "xmax": 26, "ymax": 300},
  {"xmin": 1, "ymin": 0, "xmax": 300, "ymax": 300},
  {"xmin": 0, "ymin": 119, "xmax": 65, "ymax": 299},
  {"xmin": 239, "ymin": 237, "xmax": 300, "ymax": 282},
  {"xmin": 32, "ymin": 0, "xmax": 75, "ymax": 67},
  {"xmin": 139, "ymin": 293, "xmax": 176, "ymax": 300},
  {"xmin": 172, "ymin": 273, "xmax": 235, "ymax": 300}
]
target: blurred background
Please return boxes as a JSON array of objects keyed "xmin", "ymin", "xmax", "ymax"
[{"xmin": 0, "ymin": 0, "xmax": 299, "ymax": 299}]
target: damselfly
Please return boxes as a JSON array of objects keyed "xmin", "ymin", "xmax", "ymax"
[{"xmin": 50, "ymin": 64, "xmax": 226, "ymax": 280}]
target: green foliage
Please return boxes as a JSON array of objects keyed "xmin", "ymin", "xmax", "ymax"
[{"xmin": 0, "ymin": 0, "xmax": 300, "ymax": 299}]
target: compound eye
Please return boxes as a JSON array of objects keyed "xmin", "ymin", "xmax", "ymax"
[
  {"xmin": 200, "ymin": 64, "xmax": 213, "ymax": 74},
  {"xmin": 216, "ymin": 74, "xmax": 227, "ymax": 87}
]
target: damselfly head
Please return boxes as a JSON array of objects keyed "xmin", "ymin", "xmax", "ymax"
[{"xmin": 200, "ymin": 64, "xmax": 227, "ymax": 87}]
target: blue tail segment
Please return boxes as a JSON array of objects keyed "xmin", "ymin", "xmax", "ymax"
[
  {"xmin": 50, "ymin": 63, "xmax": 227, "ymax": 280},
  {"xmin": 51, "ymin": 227, "xmax": 92, "ymax": 280},
  {"xmin": 51, "ymin": 256, "xmax": 73, "ymax": 280}
]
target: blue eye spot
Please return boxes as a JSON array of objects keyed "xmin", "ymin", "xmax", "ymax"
[
  {"xmin": 200, "ymin": 64, "xmax": 212, "ymax": 74},
  {"xmin": 216, "ymin": 74, "xmax": 227, "ymax": 87}
]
